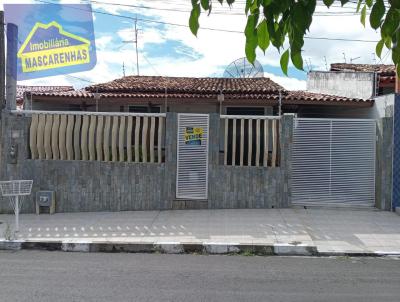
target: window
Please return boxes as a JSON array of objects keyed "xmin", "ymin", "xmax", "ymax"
[
  {"xmin": 128, "ymin": 105, "xmax": 161, "ymax": 113},
  {"xmin": 226, "ymin": 107, "xmax": 265, "ymax": 115},
  {"xmin": 68, "ymin": 104, "xmax": 82, "ymax": 111}
]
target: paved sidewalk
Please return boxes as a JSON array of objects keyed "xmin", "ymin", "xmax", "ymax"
[{"xmin": 0, "ymin": 208, "xmax": 399, "ymax": 255}]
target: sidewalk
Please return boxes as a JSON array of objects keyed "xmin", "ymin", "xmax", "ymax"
[{"xmin": 1, "ymin": 208, "xmax": 400, "ymax": 256}]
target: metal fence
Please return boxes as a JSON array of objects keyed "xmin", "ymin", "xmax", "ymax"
[{"xmin": 221, "ymin": 115, "xmax": 280, "ymax": 167}]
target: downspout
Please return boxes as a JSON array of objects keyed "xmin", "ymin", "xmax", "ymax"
[{"xmin": 164, "ymin": 87, "xmax": 168, "ymax": 113}]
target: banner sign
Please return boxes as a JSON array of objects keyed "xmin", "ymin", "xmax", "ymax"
[
  {"xmin": 184, "ymin": 127, "xmax": 203, "ymax": 145},
  {"xmin": 4, "ymin": 4, "xmax": 97, "ymax": 80}
]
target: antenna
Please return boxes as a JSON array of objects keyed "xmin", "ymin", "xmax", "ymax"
[
  {"xmin": 323, "ymin": 56, "xmax": 328, "ymax": 71},
  {"xmin": 372, "ymin": 53, "xmax": 376, "ymax": 64},
  {"xmin": 305, "ymin": 59, "xmax": 311, "ymax": 71},
  {"xmin": 342, "ymin": 52, "xmax": 347, "ymax": 63},
  {"xmin": 123, "ymin": 15, "xmax": 140, "ymax": 76},
  {"xmin": 122, "ymin": 62, "xmax": 126, "ymax": 77},
  {"xmin": 350, "ymin": 56, "xmax": 361, "ymax": 63},
  {"xmin": 223, "ymin": 57, "xmax": 264, "ymax": 78}
]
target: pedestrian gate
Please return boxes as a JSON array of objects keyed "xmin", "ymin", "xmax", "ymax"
[
  {"xmin": 176, "ymin": 114, "xmax": 209, "ymax": 200},
  {"xmin": 292, "ymin": 118, "xmax": 376, "ymax": 207}
]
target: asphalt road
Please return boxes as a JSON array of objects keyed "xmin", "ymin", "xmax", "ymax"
[{"xmin": 0, "ymin": 251, "xmax": 400, "ymax": 302}]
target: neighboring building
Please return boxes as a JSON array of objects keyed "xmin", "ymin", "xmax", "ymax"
[
  {"xmin": 25, "ymin": 76, "xmax": 372, "ymax": 118},
  {"xmin": 307, "ymin": 63, "xmax": 397, "ymax": 100},
  {"xmin": 18, "ymin": 85, "xmax": 74, "ymax": 109}
]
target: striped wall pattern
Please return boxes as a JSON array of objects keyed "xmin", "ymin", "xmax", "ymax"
[
  {"xmin": 221, "ymin": 116, "xmax": 280, "ymax": 167},
  {"xmin": 29, "ymin": 113, "xmax": 165, "ymax": 163}
]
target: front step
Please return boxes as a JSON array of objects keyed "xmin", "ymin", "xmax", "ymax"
[{"xmin": 172, "ymin": 199, "xmax": 208, "ymax": 210}]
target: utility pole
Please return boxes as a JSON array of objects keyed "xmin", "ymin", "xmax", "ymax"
[
  {"xmin": 0, "ymin": 11, "xmax": 5, "ymax": 110},
  {"xmin": 6, "ymin": 23, "xmax": 17, "ymax": 111}
]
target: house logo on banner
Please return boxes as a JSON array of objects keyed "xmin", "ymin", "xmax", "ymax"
[
  {"xmin": 18, "ymin": 22, "xmax": 91, "ymax": 73},
  {"xmin": 4, "ymin": 4, "xmax": 96, "ymax": 80}
]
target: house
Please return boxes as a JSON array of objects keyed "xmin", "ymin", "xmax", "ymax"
[
  {"xmin": 24, "ymin": 75, "xmax": 372, "ymax": 118},
  {"xmin": 308, "ymin": 63, "xmax": 397, "ymax": 99},
  {"xmin": 306, "ymin": 63, "xmax": 399, "ymax": 118},
  {"xmin": 18, "ymin": 85, "xmax": 73, "ymax": 109},
  {"xmin": 1, "ymin": 75, "xmax": 390, "ymax": 213}
]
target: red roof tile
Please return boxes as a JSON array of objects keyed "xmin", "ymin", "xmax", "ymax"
[
  {"xmin": 27, "ymin": 76, "xmax": 373, "ymax": 107},
  {"xmin": 285, "ymin": 91, "xmax": 372, "ymax": 105},
  {"xmin": 17, "ymin": 85, "xmax": 73, "ymax": 102},
  {"xmin": 30, "ymin": 89, "xmax": 373, "ymax": 107},
  {"xmin": 86, "ymin": 76, "xmax": 285, "ymax": 94}
]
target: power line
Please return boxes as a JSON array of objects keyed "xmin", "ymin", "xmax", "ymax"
[
  {"xmin": 33, "ymin": 0, "xmax": 380, "ymax": 43},
  {"xmin": 82, "ymin": 0, "xmax": 362, "ymax": 16}
]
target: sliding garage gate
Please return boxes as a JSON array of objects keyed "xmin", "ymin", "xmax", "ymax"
[{"xmin": 292, "ymin": 118, "xmax": 376, "ymax": 207}]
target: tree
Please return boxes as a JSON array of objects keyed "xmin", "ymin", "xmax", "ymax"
[{"xmin": 189, "ymin": 0, "xmax": 400, "ymax": 74}]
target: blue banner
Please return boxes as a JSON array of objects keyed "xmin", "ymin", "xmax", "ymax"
[{"xmin": 4, "ymin": 4, "xmax": 97, "ymax": 80}]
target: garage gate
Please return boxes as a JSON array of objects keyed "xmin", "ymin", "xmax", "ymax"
[{"xmin": 291, "ymin": 118, "xmax": 376, "ymax": 207}]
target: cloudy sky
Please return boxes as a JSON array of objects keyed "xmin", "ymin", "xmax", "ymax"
[{"xmin": 2, "ymin": 0, "xmax": 393, "ymax": 90}]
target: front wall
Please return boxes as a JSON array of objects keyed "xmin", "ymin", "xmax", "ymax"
[
  {"xmin": 2, "ymin": 161, "xmax": 164, "ymax": 213},
  {"xmin": 0, "ymin": 112, "xmax": 292, "ymax": 213},
  {"xmin": 208, "ymin": 165, "xmax": 284, "ymax": 208},
  {"xmin": 0, "ymin": 112, "xmax": 165, "ymax": 213}
]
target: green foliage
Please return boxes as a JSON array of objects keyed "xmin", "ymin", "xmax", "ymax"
[
  {"xmin": 370, "ymin": 0, "xmax": 385, "ymax": 29},
  {"xmin": 280, "ymin": 49, "xmax": 290, "ymax": 75},
  {"xmin": 189, "ymin": 0, "xmax": 400, "ymax": 74}
]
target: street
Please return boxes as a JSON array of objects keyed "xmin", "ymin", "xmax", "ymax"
[{"xmin": 0, "ymin": 251, "xmax": 399, "ymax": 302}]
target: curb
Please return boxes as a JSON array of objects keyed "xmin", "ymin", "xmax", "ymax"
[
  {"xmin": 0, "ymin": 239, "xmax": 397, "ymax": 257},
  {"xmin": 0, "ymin": 239, "xmax": 312, "ymax": 256}
]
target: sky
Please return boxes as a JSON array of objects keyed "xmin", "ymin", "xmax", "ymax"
[{"xmin": 0, "ymin": 0, "xmax": 394, "ymax": 91}]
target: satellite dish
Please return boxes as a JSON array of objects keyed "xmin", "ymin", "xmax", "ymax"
[{"xmin": 223, "ymin": 57, "xmax": 264, "ymax": 78}]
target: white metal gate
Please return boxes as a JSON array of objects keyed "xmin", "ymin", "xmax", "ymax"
[
  {"xmin": 176, "ymin": 114, "xmax": 209, "ymax": 200},
  {"xmin": 292, "ymin": 118, "xmax": 376, "ymax": 207}
]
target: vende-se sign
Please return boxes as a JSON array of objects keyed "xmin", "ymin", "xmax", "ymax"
[{"xmin": 4, "ymin": 4, "xmax": 97, "ymax": 80}]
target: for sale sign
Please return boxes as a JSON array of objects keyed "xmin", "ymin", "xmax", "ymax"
[
  {"xmin": 184, "ymin": 127, "xmax": 203, "ymax": 145},
  {"xmin": 4, "ymin": 4, "xmax": 96, "ymax": 80}
]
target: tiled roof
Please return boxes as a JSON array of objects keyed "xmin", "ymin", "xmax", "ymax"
[
  {"xmin": 86, "ymin": 76, "xmax": 285, "ymax": 94},
  {"xmin": 28, "ymin": 76, "xmax": 373, "ymax": 107},
  {"xmin": 330, "ymin": 63, "xmax": 396, "ymax": 76},
  {"xmin": 285, "ymin": 91, "xmax": 372, "ymax": 105},
  {"xmin": 30, "ymin": 88, "xmax": 373, "ymax": 107},
  {"xmin": 17, "ymin": 85, "xmax": 73, "ymax": 102}
]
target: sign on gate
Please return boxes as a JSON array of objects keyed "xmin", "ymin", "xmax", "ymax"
[{"xmin": 184, "ymin": 127, "xmax": 204, "ymax": 145}]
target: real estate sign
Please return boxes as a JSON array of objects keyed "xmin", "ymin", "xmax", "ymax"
[
  {"xmin": 4, "ymin": 4, "xmax": 97, "ymax": 80},
  {"xmin": 184, "ymin": 127, "xmax": 203, "ymax": 145}
]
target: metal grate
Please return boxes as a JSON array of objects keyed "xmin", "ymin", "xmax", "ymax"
[
  {"xmin": 176, "ymin": 114, "xmax": 209, "ymax": 200},
  {"xmin": 291, "ymin": 118, "xmax": 376, "ymax": 207}
]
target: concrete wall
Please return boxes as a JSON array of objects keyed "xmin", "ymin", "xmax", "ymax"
[
  {"xmin": 373, "ymin": 94, "xmax": 395, "ymax": 118},
  {"xmin": 0, "ymin": 111, "xmax": 293, "ymax": 213},
  {"xmin": 307, "ymin": 71, "xmax": 375, "ymax": 100}
]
